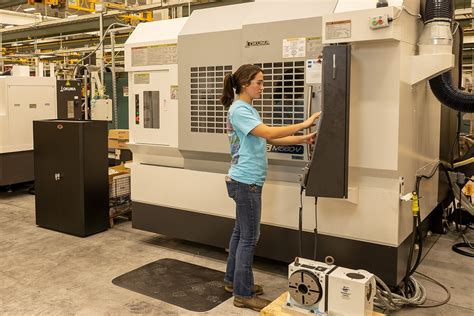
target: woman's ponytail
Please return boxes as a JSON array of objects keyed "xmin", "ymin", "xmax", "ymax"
[
  {"xmin": 220, "ymin": 64, "xmax": 263, "ymax": 109},
  {"xmin": 220, "ymin": 73, "xmax": 235, "ymax": 109}
]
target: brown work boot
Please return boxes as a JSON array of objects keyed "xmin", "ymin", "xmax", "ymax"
[
  {"xmin": 224, "ymin": 283, "xmax": 264, "ymax": 295},
  {"xmin": 233, "ymin": 296, "xmax": 271, "ymax": 312}
]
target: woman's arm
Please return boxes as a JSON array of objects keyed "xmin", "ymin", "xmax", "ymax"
[
  {"xmin": 267, "ymin": 132, "xmax": 316, "ymax": 145},
  {"xmin": 251, "ymin": 112, "xmax": 320, "ymax": 140}
]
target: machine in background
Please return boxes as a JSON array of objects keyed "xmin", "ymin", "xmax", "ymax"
[
  {"xmin": 0, "ymin": 76, "xmax": 57, "ymax": 186},
  {"xmin": 125, "ymin": 18, "xmax": 187, "ymax": 169},
  {"xmin": 56, "ymin": 79, "xmax": 82, "ymax": 120},
  {"xmin": 104, "ymin": 72, "xmax": 132, "ymax": 165},
  {"xmin": 104, "ymin": 72, "xmax": 129, "ymax": 130}
]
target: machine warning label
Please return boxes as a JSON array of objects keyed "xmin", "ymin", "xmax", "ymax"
[
  {"xmin": 306, "ymin": 36, "xmax": 322, "ymax": 59},
  {"xmin": 170, "ymin": 85, "xmax": 178, "ymax": 100},
  {"xmin": 326, "ymin": 20, "xmax": 351, "ymax": 40},
  {"xmin": 306, "ymin": 59, "xmax": 322, "ymax": 84},
  {"xmin": 267, "ymin": 144, "xmax": 304, "ymax": 155},
  {"xmin": 245, "ymin": 40, "xmax": 270, "ymax": 47},
  {"xmin": 132, "ymin": 44, "xmax": 178, "ymax": 67},
  {"xmin": 283, "ymin": 38, "xmax": 306, "ymax": 59}
]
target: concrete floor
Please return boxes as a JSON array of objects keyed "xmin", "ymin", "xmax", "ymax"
[{"xmin": 0, "ymin": 186, "xmax": 473, "ymax": 315}]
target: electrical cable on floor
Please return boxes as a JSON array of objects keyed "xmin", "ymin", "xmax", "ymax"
[
  {"xmin": 462, "ymin": 233, "xmax": 474, "ymax": 248},
  {"xmin": 451, "ymin": 242, "xmax": 474, "ymax": 257},
  {"xmin": 412, "ymin": 272, "xmax": 452, "ymax": 308},
  {"xmin": 452, "ymin": 230, "xmax": 474, "ymax": 257},
  {"xmin": 374, "ymin": 272, "xmax": 451, "ymax": 312}
]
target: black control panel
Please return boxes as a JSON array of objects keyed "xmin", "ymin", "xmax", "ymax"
[
  {"xmin": 56, "ymin": 80, "xmax": 82, "ymax": 120},
  {"xmin": 304, "ymin": 44, "xmax": 351, "ymax": 198}
]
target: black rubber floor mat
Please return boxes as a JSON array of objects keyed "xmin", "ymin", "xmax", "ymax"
[{"xmin": 112, "ymin": 258, "xmax": 232, "ymax": 312}]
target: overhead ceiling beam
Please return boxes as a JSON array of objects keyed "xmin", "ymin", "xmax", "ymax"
[
  {"xmin": 0, "ymin": 0, "xmax": 26, "ymax": 9},
  {"xmin": 0, "ymin": 9, "xmax": 58, "ymax": 26},
  {"xmin": 0, "ymin": 0, "xmax": 253, "ymax": 43},
  {"xmin": 0, "ymin": 3, "xmax": 160, "ymax": 43}
]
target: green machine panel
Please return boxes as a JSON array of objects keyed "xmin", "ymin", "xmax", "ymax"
[{"xmin": 105, "ymin": 72, "xmax": 129, "ymax": 129}]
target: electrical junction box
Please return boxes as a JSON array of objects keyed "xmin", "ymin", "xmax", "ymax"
[
  {"xmin": 91, "ymin": 99, "xmax": 113, "ymax": 121},
  {"xmin": 328, "ymin": 267, "xmax": 376, "ymax": 316},
  {"xmin": 369, "ymin": 14, "xmax": 389, "ymax": 29}
]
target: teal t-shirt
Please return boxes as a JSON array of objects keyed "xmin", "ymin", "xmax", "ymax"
[{"xmin": 227, "ymin": 99, "xmax": 268, "ymax": 186}]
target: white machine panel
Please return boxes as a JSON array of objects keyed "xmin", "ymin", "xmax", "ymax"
[
  {"xmin": 0, "ymin": 77, "xmax": 57, "ymax": 154},
  {"xmin": 335, "ymin": 0, "xmax": 403, "ymax": 13},
  {"xmin": 248, "ymin": 0, "xmax": 337, "ymax": 25},
  {"xmin": 125, "ymin": 19, "xmax": 185, "ymax": 154},
  {"xmin": 128, "ymin": 66, "xmax": 178, "ymax": 147},
  {"xmin": 131, "ymin": 163, "xmax": 317, "ymax": 231},
  {"xmin": 323, "ymin": 4, "xmax": 419, "ymax": 45},
  {"xmin": 179, "ymin": 3, "xmax": 252, "ymax": 36},
  {"xmin": 125, "ymin": 18, "xmax": 188, "ymax": 73}
]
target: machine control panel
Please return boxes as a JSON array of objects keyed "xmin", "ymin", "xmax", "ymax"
[
  {"xmin": 369, "ymin": 14, "xmax": 389, "ymax": 29},
  {"xmin": 135, "ymin": 94, "xmax": 140, "ymax": 125},
  {"xmin": 304, "ymin": 44, "xmax": 351, "ymax": 198}
]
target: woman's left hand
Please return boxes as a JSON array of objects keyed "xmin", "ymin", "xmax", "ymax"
[{"xmin": 301, "ymin": 132, "xmax": 317, "ymax": 144}]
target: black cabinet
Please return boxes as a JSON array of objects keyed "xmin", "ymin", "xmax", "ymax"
[{"xmin": 33, "ymin": 120, "xmax": 109, "ymax": 237}]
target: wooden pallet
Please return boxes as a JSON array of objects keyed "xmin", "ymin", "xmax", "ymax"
[{"xmin": 260, "ymin": 292, "xmax": 385, "ymax": 316}]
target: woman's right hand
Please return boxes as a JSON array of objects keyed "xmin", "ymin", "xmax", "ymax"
[{"xmin": 302, "ymin": 112, "xmax": 321, "ymax": 129}]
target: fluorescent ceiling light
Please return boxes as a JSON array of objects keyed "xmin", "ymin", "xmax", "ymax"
[
  {"xmin": 67, "ymin": 15, "xmax": 78, "ymax": 18},
  {"xmin": 24, "ymin": 8, "xmax": 36, "ymax": 12},
  {"xmin": 5, "ymin": 25, "xmax": 14, "ymax": 29}
]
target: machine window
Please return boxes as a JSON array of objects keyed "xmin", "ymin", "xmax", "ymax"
[{"xmin": 143, "ymin": 91, "xmax": 160, "ymax": 129}]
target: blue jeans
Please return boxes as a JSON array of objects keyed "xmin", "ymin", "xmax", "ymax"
[{"xmin": 224, "ymin": 177, "xmax": 262, "ymax": 298}]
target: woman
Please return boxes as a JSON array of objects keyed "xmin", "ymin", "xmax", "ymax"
[{"xmin": 220, "ymin": 64, "xmax": 320, "ymax": 311}]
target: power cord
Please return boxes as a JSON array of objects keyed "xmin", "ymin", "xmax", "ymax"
[
  {"xmin": 313, "ymin": 197, "xmax": 318, "ymax": 261},
  {"xmin": 452, "ymin": 241, "xmax": 474, "ymax": 257},
  {"xmin": 392, "ymin": 5, "xmax": 422, "ymax": 21},
  {"xmin": 297, "ymin": 186, "xmax": 319, "ymax": 261},
  {"xmin": 298, "ymin": 186, "xmax": 304, "ymax": 257},
  {"xmin": 400, "ymin": 161, "xmax": 456, "ymax": 298},
  {"xmin": 374, "ymin": 272, "xmax": 451, "ymax": 312},
  {"xmin": 72, "ymin": 22, "xmax": 134, "ymax": 77}
]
